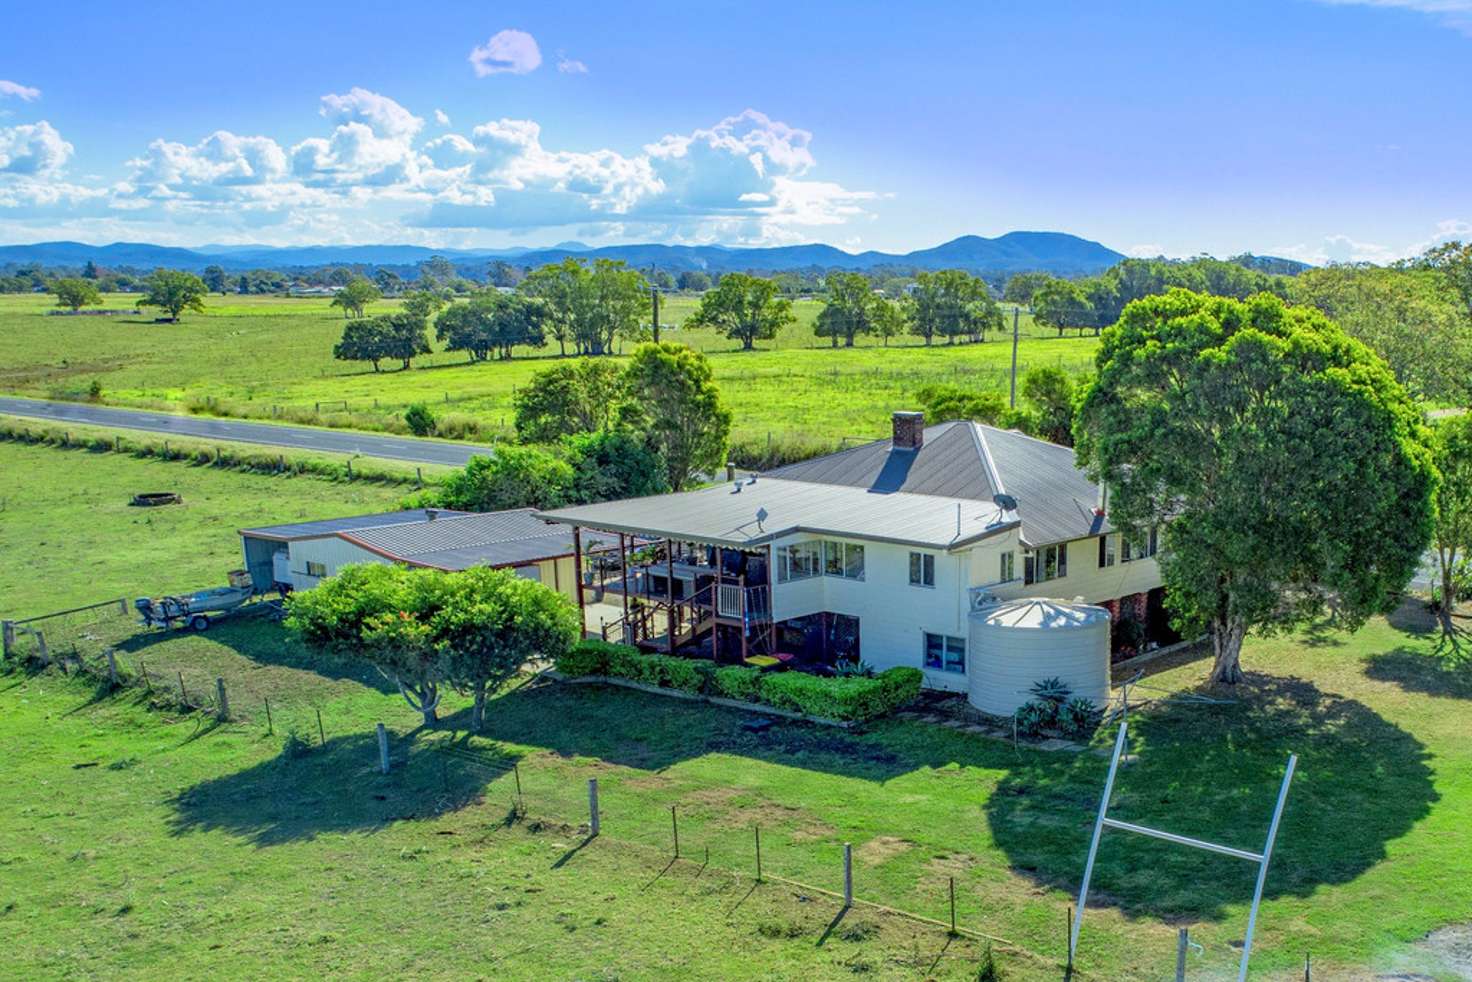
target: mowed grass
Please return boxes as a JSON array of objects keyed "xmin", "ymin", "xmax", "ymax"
[
  {"xmin": 0, "ymin": 293, "xmax": 1095, "ymax": 443},
  {"xmin": 0, "ymin": 440, "xmax": 407, "ymax": 618},
  {"xmin": 4, "ymin": 445, "xmax": 1472, "ymax": 979}
]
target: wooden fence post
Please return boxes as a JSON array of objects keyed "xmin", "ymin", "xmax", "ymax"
[
  {"xmin": 106, "ymin": 650, "xmax": 118, "ymax": 688},
  {"xmin": 178, "ymin": 671, "xmax": 188, "ymax": 705},
  {"xmin": 35, "ymin": 630, "xmax": 49, "ymax": 667},
  {"xmin": 670, "ymin": 804, "xmax": 679, "ymax": 858},
  {"xmin": 215, "ymin": 677, "xmax": 229, "ymax": 720},
  {"xmin": 754, "ymin": 826, "xmax": 762, "ymax": 882},
  {"xmin": 2, "ymin": 620, "xmax": 15, "ymax": 659},
  {"xmin": 316, "ymin": 708, "xmax": 325, "ymax": 746},
  {"xmin": 843, "ymin": 843, "xmax": 853, "ymax": 907},
  {"xmin": 377, "ymin": 723, "xmax": 390, "ymax": 774},
  {"xmin": 949, "ymin": 876, "xmax": 956, "ymax": 936},
  {"xmin": 1176, "ymin": 928, "xmax": 1188, "ymax": 981},
  {"xmin": 588, "ymin": 778, "xmax": 600, "ymax": 835},
  {"xmin": 139, "ymin": 659, "xmax": 151, "ymax": 692},
  {"xmin": 263, "ymin": 697, "xmax": 273, "ymax": 734}
]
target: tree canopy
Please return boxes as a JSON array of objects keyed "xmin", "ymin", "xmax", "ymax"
[
  {"xmin": 332, "ymin": 311, "xmax": 430, "ymax": 371},
  {"xmin": 815, "ymin": 272, "xmax": 878, "ymax": 347},
  {"xmin": 50, "ymin": 277, "xmax": 102, "ymax": 311},
  {"xmin": 518, "ymin": 258, "xmax": 647, "ymax": 356},
  {"xmin": 1431, "ymin": 413, "xmax": 1472, "ymax": 614},
  {"xmin": 687, "ymin": 273, "xmax": 793, "ymax": 350},
  {"xmin": 619, "ymin": 342, "xmax": 732, "ymax": 491},
  {"xmin": 1075, "ymin": 289, "xmax": 1436, "ymax": 684},
  {"xmin": 330, "ymin": 278, "xmax": 382, "ymax": 319},
  {"xmin": 907, "ymin": 269, "xmax": 992, "ymax": 345},
  {"xmin": 138, "ymin": 269, "xmax": 208, "ymax": 322},
  {"xmin": 512, "ymin": 359, "xmax": 625, "ymax": 442},
  {"xmin": 434, "ymin": 293, "xmax": 548, "ymax": 362}
]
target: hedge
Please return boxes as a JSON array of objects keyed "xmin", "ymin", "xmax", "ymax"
[{"xmin": 555, "ymin": 640, "xmax": 922, "ymax": 722}]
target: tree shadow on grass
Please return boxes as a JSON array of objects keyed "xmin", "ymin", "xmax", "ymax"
[
  {"xmin": 984, "ymin": 674, "xmax": 1436, "ymax": 922},
  {"xmin": 167, "ymin": 730, "xmax": 516, "ymax": 846},
  {"xmin": 1364, "ymin": 646, "xmax": 1472, "ymax": 700},
  {"xmin": 116, "ymin": 618, "xmax": 398, "ymax": 696}
]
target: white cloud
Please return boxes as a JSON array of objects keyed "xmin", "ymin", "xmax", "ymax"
[
  {"xmin": 1271, "ymin": 220, "xmax": 1472, "ymax": 265},
  {"xmin": 434, "ymin": 108, "xmax": 450, "ymax": 126},
  {"xmin": 1313, "ymin": 0, "xmax": 1472, "ymax": 36},
  {"xmin": 557, "ymin": 56, "xmax": 589, "ymax": 74},
  {"xmin": 0, "ymin": 91, "xmax": 877, "ymax": 247},
  {"xmin": 0, "ymin": 121, "xmax": 72, "ymax": 175},
  {"xmin": 0, "ymin": 80, "xmax": 41, "ymax": 102},
  {"xmin": 469, "ymin": 29, "xmax": 542, "ymax": 77}
]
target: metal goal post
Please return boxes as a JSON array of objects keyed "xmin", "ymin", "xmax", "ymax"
[{"xmin": 1069, "ymin": 721, "xmax": 1297, "ymax": 982}]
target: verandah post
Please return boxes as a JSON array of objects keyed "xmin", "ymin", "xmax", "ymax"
[
  {"xmin": 666, "ymin": 538, "xmax": 677, "ymax": 653},
  {"xmin": 572, "ymin": 526, "xmax": 586, "ymax": 635}
]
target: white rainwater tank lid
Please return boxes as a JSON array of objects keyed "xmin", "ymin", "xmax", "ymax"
[{"xmin": 966, "ymin": 598, "xmax": 1111, "ymax": 717}]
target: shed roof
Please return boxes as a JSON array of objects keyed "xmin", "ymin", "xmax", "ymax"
[
  {"xmin": 239, "ymin": 509, "xmax": 469, "ymax": 542},
  {"xmin": 538, "ymin": 477, "xmax": 1019, "ymax": 551},
  {"xmin": 340, "ymin": 509, "xmax": 608, "ymax": 571},
  {"xmin": 766, "ymin": 421, "xmax": 1107, "ymax": 545}
]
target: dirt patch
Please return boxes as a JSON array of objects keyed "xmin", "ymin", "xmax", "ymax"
[
  {"xmin": 924, "ymin": 851, "xmax": 980, "ymax": 877},
  {"xmin": 855, "ymin": 835, "xmax": 914, "ymax": 866},
  {"xmin": 1412, "ymin": 922, "xmax": 1472, "ymax": 980},
  {"xmin": 675, "ymin": 787, "xmax": 836, "ymax": 841}
]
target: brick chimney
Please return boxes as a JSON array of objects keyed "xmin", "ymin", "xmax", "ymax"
[{"xmin": 892, "ymin": 411, "xmax": 925, "ymax": 451}]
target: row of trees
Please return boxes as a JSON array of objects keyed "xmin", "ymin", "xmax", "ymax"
[
  {"xmin": 285, "ymin": 563, "xmax": 579, "ymax": 731},
  {"xmin": 50, "ymin": 269, "xmax": 210, "ymax": 321}
]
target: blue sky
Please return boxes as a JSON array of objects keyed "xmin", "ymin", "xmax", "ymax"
[{"xmin": 1, "ymin": 0, "xmax": 1468, "ymax": 261}]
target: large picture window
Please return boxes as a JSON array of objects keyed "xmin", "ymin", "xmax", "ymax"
[
  {"xmin": 776, "ymin": 542, "xmax": 821, "ymax": 583},
  {"xmin": 822, "ymin": 540, "xmax": 865, "ymax": 581},
  {"xmin": 1122, "ymin": 528, "xmax": 1158, "ymax": 562},
  {"xmin": 1025, "ymin": 543, "xmax": 1068, "ymax": 584},
  {"xmin": 923, "ymin": 632, "xmax": 966, "ymax": 673}
]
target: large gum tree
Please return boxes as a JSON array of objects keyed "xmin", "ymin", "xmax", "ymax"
[{"xmin": 1075, "ymin": 289, "xmax": 1436, "ymax": 684}]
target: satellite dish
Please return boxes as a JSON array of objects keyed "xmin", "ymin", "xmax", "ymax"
[
  {"xmin": 756, "ymin": 506, "xmax": 769, "ymax": 530},
  {"xmin": 993, "ymin": 493, "xmax": 1018, "ymax": 511}
]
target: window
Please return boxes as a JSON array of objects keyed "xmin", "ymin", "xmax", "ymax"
[
  {"xmin": 923, "ymin": 632, "xmax": 966, "ymax": 673},
  {"xmin": 822, "ymin": 540, "xmax": 865, "ymax": 581},
  {"xmin": 777, "ymin": 542, "xmax": 821, "ymax": 583},
  {"xmin": 999, "ymin": 551, "xmax": 1015, "ymax": 583},
  {"xmin": 1098, "ymin": 534, "xmax": 1116, "ymax": 568},
  {"xmin": 909, "ymin": 552, "xmax": 935, "ymax": 587},
  {"xmin": 304, "ymin": 561, "xmax": 327, "ymax": 578},
  {"xmin": 1122, "ymin": 528, "xmax": 1158, "ymax": 562},
  {"xmin": 1026, "ymin": 543, "xmax": 1068, "ymax": 584}
]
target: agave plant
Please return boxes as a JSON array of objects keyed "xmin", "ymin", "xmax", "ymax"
[
  {"xmin": 1059, "ymin": 697, "xmax": 1100, "ymax": 738},
  {"xmin": 1030, "ymin": 676, "xmax": 1072, "ymax": 707}
]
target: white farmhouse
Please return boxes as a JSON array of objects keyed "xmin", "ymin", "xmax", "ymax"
[{"xmin": 536, "ymin": 412, "xmax": 1170, "ymax": 712}]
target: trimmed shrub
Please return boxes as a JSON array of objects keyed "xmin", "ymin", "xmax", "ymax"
[
  {"xmin": 759, "ymin": 666, "xmax": 922, "ymax": 722},
  {"xmin": 555, "ymin": 639, "xmax": 631, "ymax": 677},
  {"xmin": 712, "ymin": 666, "xmax": 762, "ymax": 702},
  {"xmin": 603, "ymin": 643, "xmax": 647, "ymax": 681},
  {"xmin": 876, "ymin": 667, "xmax": 922, "ymax": 710},
  {"xmin": 661, "ymin": 657, "xmax": 706, "ymax": 694}
]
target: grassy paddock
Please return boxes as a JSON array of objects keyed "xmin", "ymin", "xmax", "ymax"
[
  {"xmin": 0, "ymin": 293, "xmax": 1092, "ymax": 443},
  {"xmin": 0, "ymin": 441, "xmax": 409, "ymax": 617}
]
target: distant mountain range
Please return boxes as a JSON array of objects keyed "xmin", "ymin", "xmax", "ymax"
[{"xmin": 0, "ymin": 231, "xmax": 1131, "ymax": 276}]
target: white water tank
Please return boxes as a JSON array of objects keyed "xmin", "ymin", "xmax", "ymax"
[{"xmin": 966, "ymin": 598, "xmax": 1111, "ymax": 716}]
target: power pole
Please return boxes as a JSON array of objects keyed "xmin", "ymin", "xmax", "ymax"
[
  {"xmin": 1009, "ymin": 305, "xmax": 1021, "ymax": 408},
  {"xmin": 649, "ymin": 265, "xmax": 661, "ymax": 344}
]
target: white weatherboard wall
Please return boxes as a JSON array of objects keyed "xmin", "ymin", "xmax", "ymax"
[
  {"xmin": 966, "ymin": 599, "xmax": 1110, "ymax": 716},
  {"xmin": 968, "ymin": 532, "xmax": 1162, "ymax": 604},
  {"xmin": 771, "ymin": 535, "xmax": 973, "ymax": 692}
]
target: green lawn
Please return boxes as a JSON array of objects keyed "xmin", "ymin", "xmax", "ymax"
[
  {"xmin": 5, "ymin": 432, "xmax": 1469, "ymax": 980},
  {"xmin": 0, "ymin": 441, "xmax": 407, "ymax": 618},
  {"xmin": 0, "ymin": 293, "xmax": 1093, "ymax": 445}
]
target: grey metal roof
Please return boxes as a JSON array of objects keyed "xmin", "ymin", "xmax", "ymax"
[
  {"xmin": 340, "ymin": 508, "xmax": 614, "ymax": 571},
  {"xmin": 239, "ymin": 509, "xmax": 470, "ymax": 541},
  {"xmin": 765, "ymin": 421, "xmax": 1107, "ymax": 546},
  {"xmin": 537, "ymin": 478, "xmax": 1019, "ymax": 551}
]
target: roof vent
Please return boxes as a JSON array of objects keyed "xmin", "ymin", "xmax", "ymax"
[
  {"xmin": 425, "ymin": 509, "xmax": 438, "ymax": 521},
  {"xmin": 892, "ymin": 411, "xmax": 925, "ymax": 451}
]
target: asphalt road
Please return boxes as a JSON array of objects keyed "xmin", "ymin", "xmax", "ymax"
[{"xmin": 0, "ymin": 396, "xmax": 492, "ymax": 468}]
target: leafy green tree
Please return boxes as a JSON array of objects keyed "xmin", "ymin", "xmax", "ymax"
[
  {"xmin": 1292, "ymin": 265, "xmax": 1472, "ymax": 406},
  {"xmin": 330, "ymin": 277, "xmax": 381, "ymax": 319},
  {"xmin": 430, "ymin": 447, "xmax": 575, "ymax": 511},
  {"xmin": 138, "ymin": 269, "xmax": 208, "ymax": 322},
  {"xmin": 374, "ymin": 268, "xmax": 403, "ymax": 295},
  {"xmin": 435, "ymin": 293, "xmax": 548, "ymax": 362},
  {"xmin": 285, "ymin": 564, "xmax": 447, "ymax": 725},
  {"xmin": 652, "ymin": 270, "xmax": 676, "ymax": 290},
  {"xmin": 519, "ymin": 258, "xmax": 590, "ymax": 357},
  {"xmin": 1003, "ymin": 271, "xmax": 1052, "ymax": 305},
  {"xmin": 487, "ymin": 260, "xmax": 522, "ymax": 288},
  {"xmin": 907, "ymin": 269, "xmax": 988, "ymax": 345},
  {"xmin": 201, "ymin": 265, "xmax": 229, "ymax": 294},
  {"xmin": 50, "ymin": 277, "xmax": 102, "ymax": 311},
  {"xmin": 1020, "ymin": 366, "xmax": 1077, "ymax": 446},
  {"xmin": 562, "ymin": 429, "xmax": 670, "ymax": 503},
  {"xmin": 376, "ymin": 311, "xmax": 432, "ymax": 370},
  {"xmin": 435, "ymin": 567, "xmax": 580, "ymax": 731},
  {"xmin": 513, "ymin": 359, "xmax": 625, "ymax": 442},
  {"xmin": 402, "ymin": 289, "xmax": 447, "ymax": 322},
  {"xmin": 687, "ymin": 273, "xmax": 793, "ymax": 351},
  {"xmin": 1075, "ymin": 290, "xmax": 1437, "ymax": 684},
  {"xmin": 81, "ymin": 259, "xmax": 99, "ymax": 280},
  {"xmin": 1418, "ymin": 240, "xmax": 1472, "ymax": 318},
  {"xmin": 872, "ymin": 296, "xmax": 907, "ymax": 347},
  {"xmin": 815, "ymin": 272, "xmax": 876, "ymax": 347},
  {"xmin": 1432, "ymin": 414, "xmax": 1472, "ymax": 614},
  {"xmin": 1031, "ymin": 278, "xmax": 1094, "ymax": 335},
  {"xmin": 677, "ymin": 270, "xmax": 712, "ymax": 292},
  {"xmin": 419, "ymin": 254, "xmax": 456, "ymax": 287},
  {"xmin": 333, "ymin": 318, "xmax": 389, "ymax": 372},
  {"xmin": 619, "ymin": 342, "xmax": 732, "ymax": 490}
]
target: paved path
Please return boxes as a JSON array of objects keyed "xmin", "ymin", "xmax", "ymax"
[{"xmin": 0, "ymin": 396, "xmax": 491, "ymax": 468}]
